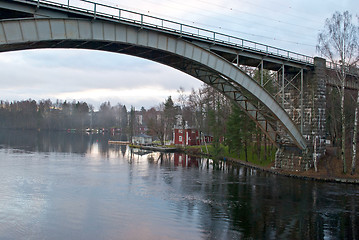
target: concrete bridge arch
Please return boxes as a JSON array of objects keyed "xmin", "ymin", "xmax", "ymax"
[{"xmin": 0, "ymin": 17, "xmax": 307, "ymax": 150}]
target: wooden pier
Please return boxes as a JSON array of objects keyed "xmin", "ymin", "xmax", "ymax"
[
  {"xmin": 108, "ymin": 141, "xmax": 131, "ymax": 145},
  {"xmin": 131, "ymin": 145, "xmax": 179, "ymax": 153}
]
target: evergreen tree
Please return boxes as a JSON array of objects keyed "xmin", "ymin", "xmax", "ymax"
[
  {"xmin": 129, "ymin": 106, "xmax": 136, "ymax": 140},
  {"xmin": 226, "ymin": 104, "xmax": 243, "ymax": 157},
  {"xmin": 163, "ymin": 96, "xmax": 177, "ymax": 142},
  {"xmin": 208, "ymin": 109, "xmax": 223, "ymax": 159}
]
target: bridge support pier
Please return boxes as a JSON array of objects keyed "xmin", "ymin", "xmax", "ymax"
[
  {"xmin": 275, "ymin": 57, "xmax": 327, "ymax": 171},
  {"xmin": 275, "ymin": 147, "xmax": 312, "ymax": 171}
]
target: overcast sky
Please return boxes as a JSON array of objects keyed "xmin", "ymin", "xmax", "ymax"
[{"xmin": 0, "ymin": 0, "xmax": 358, "ymax": 109}]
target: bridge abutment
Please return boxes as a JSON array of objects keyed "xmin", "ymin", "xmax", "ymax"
[{"xmin": 275, "ymin": 57, "xmax": 327, "ymax": 171}]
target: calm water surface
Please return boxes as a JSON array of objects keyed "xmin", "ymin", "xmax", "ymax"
[{"xmin": 0, "ymin": 130, "xmax": 358, "ymax": 239}]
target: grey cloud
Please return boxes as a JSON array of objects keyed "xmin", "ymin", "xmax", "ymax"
[{"xmin": 0, "ymin": 50, "xmax": 201, "ymax": 109}]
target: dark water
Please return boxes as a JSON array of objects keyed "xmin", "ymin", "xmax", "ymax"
[{"xmin": 0, "ymin": 130, "xmax": 358, "ymax": 240}]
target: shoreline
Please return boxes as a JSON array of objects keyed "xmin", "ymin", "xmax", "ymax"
[
  {"xmin": 223, "ymin": 156, "xmax": 359, "ymax": 185},
  {"xmin": 185, "ymin": 148, "xmax": 359, "ymax": 185},
  {"xmin": 130, "ymin": 144, "xmax": 359, "ymax": 184}
]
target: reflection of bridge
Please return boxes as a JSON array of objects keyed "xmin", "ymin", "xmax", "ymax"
[{"xmin": 0, "ymin": 0, "xmax": 357, "ymax": 170}]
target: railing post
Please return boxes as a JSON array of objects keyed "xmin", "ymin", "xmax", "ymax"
[
  {"xmin": 300, "ymin": 68, "xmax": 304, "ymax": 134},
  {"xmin": 260, "ymin": 59, "xmax": 264, "ymax": 86},
  {"xmin": 67, "ymin": 0, "xmax": 70, "ymax": 9},
  {"xmin": 93, "ymin": 3, "xmax": 97, "ymax": 19},
  {"xmin": 119, "ymin": 9, "xmax": 121, "ymax": 20},
  {"xmin": 141, "ymin": 14, "xmax": 143, "ymax": 28},
  {"xmin": 180, "ymin": 24, "xmax": 182, "ymax": 36},
  {"xmin": 282, "ymin": 65, "xmax": 285, "ymax": 107},
  {"xmin": 213, "ymin": 32, "xmax": 216, "ymax": 41}
]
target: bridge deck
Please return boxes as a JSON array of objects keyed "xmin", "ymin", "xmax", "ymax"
[
  {"xmin": 1, "ymin": 0, "xmax": 315, "ymax": 69},
  {"xmin": 2, "ymin": 0, "xmax": 357, "ymax": 82}
]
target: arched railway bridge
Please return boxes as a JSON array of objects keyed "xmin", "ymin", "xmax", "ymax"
[{"xmin": 0, "ymin": 0, "xmax": 358, "ymax": 170}]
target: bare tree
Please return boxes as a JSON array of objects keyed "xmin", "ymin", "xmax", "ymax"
[
  {"xmin": 177, "ymin": 87, "xmax": 187, "ymax": 146},
  {"xmin": 352, "ymin": 73, "xmax": 359, "ymax": 174},
  {"xmin": 145, "ymin": 105, "xmax": 167, "ymax": 145},
  {"xmin": 317, "ymin": 11, "xmax": 359, "ymax": 174}
]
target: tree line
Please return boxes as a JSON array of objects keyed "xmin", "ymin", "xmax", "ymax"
[
  {"xmin": 0, "ymin": 99, "xmax": 128, "ymax": 131},
  {"xmin": 0, "ymin": 71, "xmax": 276, "ymax": 163},
  {"xmin": 144, "ymin": 69, "xmax": 277, "ymax": 163}
]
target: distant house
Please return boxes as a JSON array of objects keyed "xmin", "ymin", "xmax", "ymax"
[
  {"xmin": 173, "ymin": 126, "xmax": 214, "ymax": 146},
  {"xmin": 132, "ymin": 134, "xmax": 152, "ymax": 145},
  {"xmin": 173, "ymin": 127, "xmax": 200, "ymax": 146},
  {"xmin": 173, "ymin": 116, "xmax": 213, "ymax": 146}
]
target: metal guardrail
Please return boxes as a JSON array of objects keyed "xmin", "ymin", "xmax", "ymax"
[
  {"xmin": 326, "ymin": 61, "xmax": 359, "ymax": 76},
  {"xmin": 28, "ymin": 0, "xmax": 315, "ymax": 65}
]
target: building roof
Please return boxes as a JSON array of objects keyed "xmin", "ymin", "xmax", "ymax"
[{"xmin": 173, "ymin": 125, "xmax": 198, "ymax": 130}]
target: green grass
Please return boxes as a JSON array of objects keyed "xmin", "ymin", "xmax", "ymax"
[{"xmin": 187, "ymin": 144, "xmax": 276, "ymax": 167}]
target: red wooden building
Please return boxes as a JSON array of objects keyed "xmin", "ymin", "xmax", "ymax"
[
  {"xmin": 173, "ymin": 127, "xmax": 213, "ymax": 146},
  {"xmin": 173, "ymin": 127, "xmax": 199, "ymax": 145}
]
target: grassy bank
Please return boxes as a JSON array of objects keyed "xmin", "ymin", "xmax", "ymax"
[
  {"xmin": 184, "ymin": 144, "xmax": 276, "ymax": 167},
  {"xmin": 186, "ymin": 144, "xmax": 359, "ymax": 183},
  {"xmin": 130, "ymin": 143, "xmax": 359, "ymax": 182}
]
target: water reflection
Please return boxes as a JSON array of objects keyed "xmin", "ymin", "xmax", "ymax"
[{"xmin": 0, "ymin": 130, "xmax": 358, "ymax": 239}]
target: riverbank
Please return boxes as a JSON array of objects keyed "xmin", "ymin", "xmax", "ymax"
[
  {"xmin": 130, "ymin": 144, "xmax": 359, "ymax": 184},
  {"xmin": 273, "ymin": 147, "xmax": 359, "ymax": 184},
  {"xmin": 227, "ymin": 154, "xmax": 359, "ymax": 184},
  {"xmin": 193, "ymin": 146, "xmax": 359, "ymax": 184}
]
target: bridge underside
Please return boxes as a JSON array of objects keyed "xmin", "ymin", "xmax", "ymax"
[{"xmin": 0, "ymin": 16, "xmax": 307, "ymax": 152}]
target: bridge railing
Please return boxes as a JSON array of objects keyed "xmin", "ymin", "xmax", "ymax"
[
  {"xmin": 326, "ymin": 61, "xmax": 359, "ymax": 77},
  {"xmin": 29, "ymin": 0, "xmax": 315, "ymax": 65}
]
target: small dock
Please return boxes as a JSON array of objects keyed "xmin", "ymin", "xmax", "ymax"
[
  {"xmin": 108, "ymin": 140, "xmax": 130, "ymax": 145},
  {"xmin": 131, "ymin": 145, "xmax": 179, "ymax": 153}
]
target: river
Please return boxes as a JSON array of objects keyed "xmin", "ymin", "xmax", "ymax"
[{"xmin": 0, "ymin": 130, "xmax": 358, "ymax": 239}]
